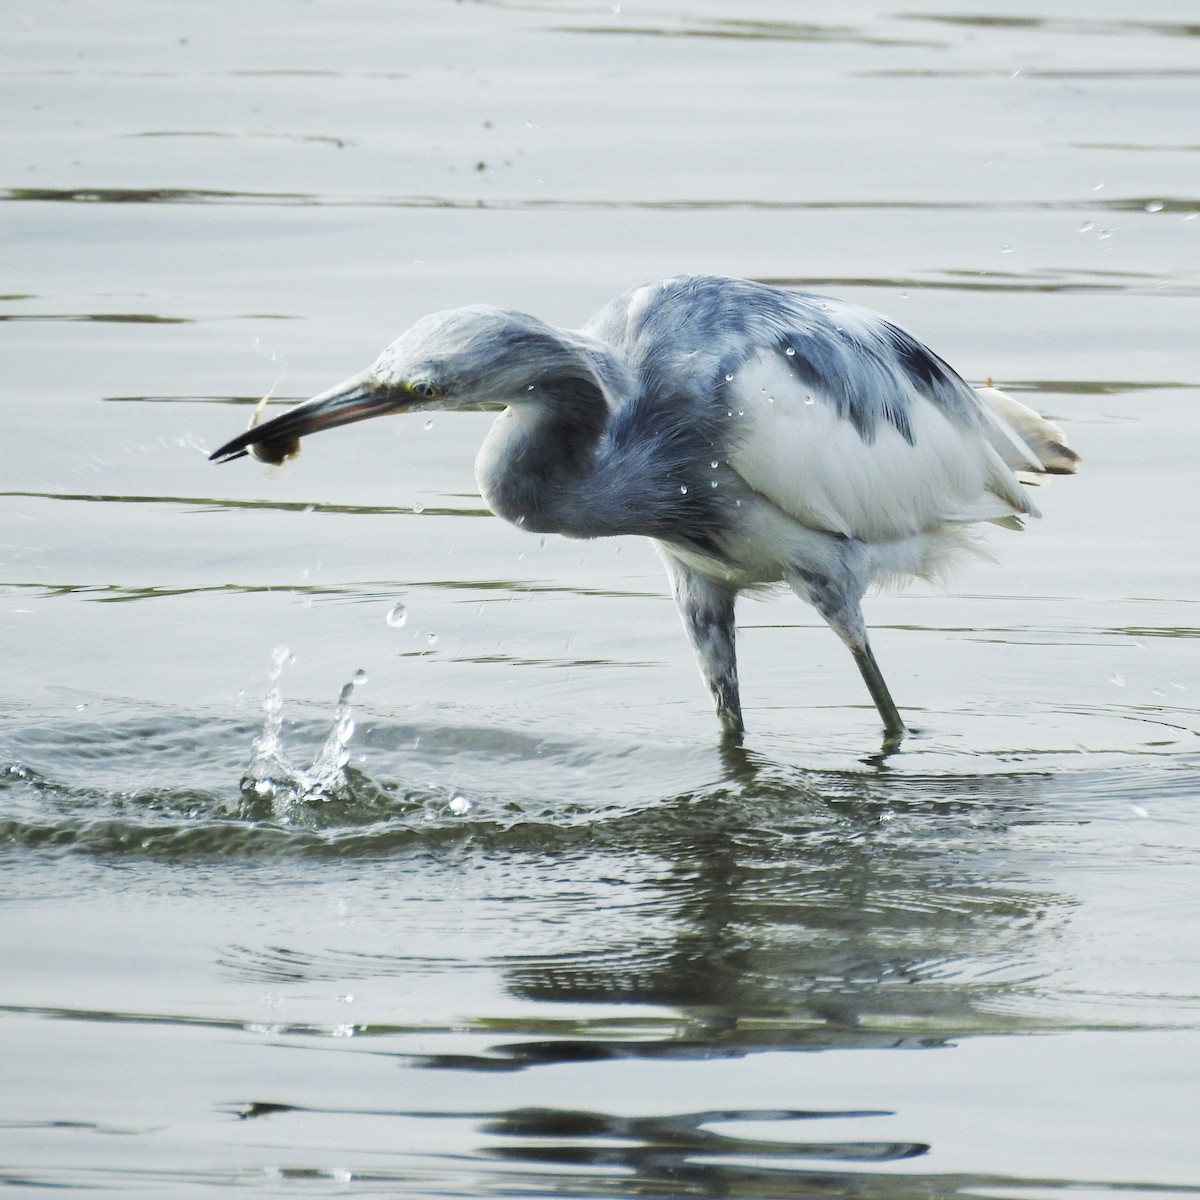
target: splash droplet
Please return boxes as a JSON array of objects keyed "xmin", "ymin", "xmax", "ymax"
[
  {"xmin": 427, "ymin": 633, "xmax": 438, "ymax": 646},
  {"xmin": 1144, "ymin": 200, "xmax": 1164, "ymax": 213},
  {"xmin": 449, "ymin": 793, "xmax": 471, "ymax": 816},
  {"xmin": 679, "ymin": 484, "xmax": 689, "ymax": 494},
  {"xmin": 386, "ymin": 603, "xmax": 407, "ymax": 628},
  {"xmin": 785, "ymin": 346, "xmax": 795, "ymax": 357},
  {"xmin": 352, "ymin": 669, "xmax": 368, "ymax": 686},
  {"xmin": 423, "ymin": 419, "xmax": 434, "ymax": 431}
]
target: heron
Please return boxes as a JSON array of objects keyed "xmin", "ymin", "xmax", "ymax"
[{"xmin": 211, "ymin": 275, "xmax": 1078, "ymax": 752}]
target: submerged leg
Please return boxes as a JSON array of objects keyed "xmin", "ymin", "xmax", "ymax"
[
  {"xmin": 787, "ymin": 565, "xmax": 907, "ymax": 750},
  {"xmin": 850, "ymin": 642, "xmax": 906, "ymax": 752},
  {"xmin": 663, "ymin": 556, "xmax": 743, "ymax": 741}
]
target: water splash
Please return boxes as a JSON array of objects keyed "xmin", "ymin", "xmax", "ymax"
[{"xmin": 242, "ymin": 647, "xmax": 368, "ymax": 818}]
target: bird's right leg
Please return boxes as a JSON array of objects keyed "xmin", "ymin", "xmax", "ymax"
[
  {"xmin": 663, "ymin": 556, "xmax": 743, "ymax": 742},
  {"xmin": 786, "ymin": 565, "xmax": 907, "ymax": 752}
]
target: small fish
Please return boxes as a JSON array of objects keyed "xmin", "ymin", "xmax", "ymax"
[{"xmin": 248, "ymin": 393, "xmax": 301, "ymax": 464}]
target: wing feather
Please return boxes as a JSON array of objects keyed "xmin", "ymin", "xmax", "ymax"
[{"xmin": 726, "ymin": 351, "xmax": 1036, "ymax": 542}]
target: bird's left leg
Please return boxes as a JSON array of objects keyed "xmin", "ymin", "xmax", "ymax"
[
  {"xmin": 786, "ymin": 565, "xmax": 907, "ymax": 751},
  {"xmin": 662, "ymin": 555, "xmax": 743, "ymax": 742}
]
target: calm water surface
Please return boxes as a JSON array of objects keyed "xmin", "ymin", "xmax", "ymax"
[{"xmin": 2, "ymin": 2, "xmax": 1199, "ymax": 1196}]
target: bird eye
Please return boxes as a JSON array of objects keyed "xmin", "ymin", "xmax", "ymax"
[{"xmin": 409, "ymin": 381, "xmax": 439, "ymax": 400}]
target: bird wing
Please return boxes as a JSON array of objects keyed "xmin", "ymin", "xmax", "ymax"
[
  {"xmin": 585, "ymin": 276, "xmax": 1075, "ymax": 544},
  {"xmin": 725, "ymin": 347, "xmax": 1037, "ymax": 543}
]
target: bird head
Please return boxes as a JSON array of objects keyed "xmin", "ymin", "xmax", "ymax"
[{"xmin": 208, "ymin": 306, "xmax": 601, "ymax": 466}]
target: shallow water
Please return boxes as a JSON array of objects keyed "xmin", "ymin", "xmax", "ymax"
[{"xmin": 3, "ymin": 2, "xmax": 1199, "ymax": 1196}]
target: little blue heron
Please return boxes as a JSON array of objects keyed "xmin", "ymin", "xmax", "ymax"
[{"xmin": 211, "ymin": 275, "xmax": 1078, "ymax": 751}]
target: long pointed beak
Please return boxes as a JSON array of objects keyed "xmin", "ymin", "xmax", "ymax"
[{"xmin": 209, "ymin": 372, "xmax": 403, "ymax": 465}]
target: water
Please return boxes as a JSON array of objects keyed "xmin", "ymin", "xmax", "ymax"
[{"xmin": 3, "ymin": 2, "xmax": 1199, "ymax": 1195}]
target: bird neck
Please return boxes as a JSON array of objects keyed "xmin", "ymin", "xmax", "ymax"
[{"xmin": 475, "ymin": 371, "xmax": 613, "ymax": 536}]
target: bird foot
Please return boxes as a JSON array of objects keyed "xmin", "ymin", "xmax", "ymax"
[{"xmin": 861, "ymin": 722, "xmax": 910, "ymax": 767}]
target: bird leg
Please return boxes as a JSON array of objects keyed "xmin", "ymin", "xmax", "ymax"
[
  {"xmin": 663, "ymin": 557, "xmax": 743, "ymax": 742},
  {"xmin": 850, "ymin": 642, "xmax": 907, "ymax": 753},
  {"xmin": 787, "ymin": 567, "xmax": 907, "ymax": 750}
]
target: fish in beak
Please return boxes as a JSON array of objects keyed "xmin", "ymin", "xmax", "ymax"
[{"xmin": 208, "ymin": 372, "xmax": 433, "ymax": 465}]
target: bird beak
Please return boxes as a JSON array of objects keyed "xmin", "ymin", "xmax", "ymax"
[{"xmin": 209, "ymin": 371, "xmax": 408, "ymax": 465}]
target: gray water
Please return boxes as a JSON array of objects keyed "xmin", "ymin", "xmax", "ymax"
[{"xmin": 2, "ymin": 2, "xmax": 1199, "ymax": 1196}]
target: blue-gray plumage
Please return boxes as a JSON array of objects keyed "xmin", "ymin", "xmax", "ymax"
[{"xmin": 211, "ymin": 275, "xmax": 1079, "ymax": 752}]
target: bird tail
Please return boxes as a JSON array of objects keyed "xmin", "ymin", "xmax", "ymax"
[{"xmin": 975, "ymin": 385, "xmax": 1081, "ymax": 481}]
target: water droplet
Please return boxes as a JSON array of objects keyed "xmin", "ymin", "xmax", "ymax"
[
  {"xmin": 709, "ymin": 480, "xmax": 718, "ymax": 489},
  {"xmin": 386, "ymin": 603, "xmax": 407, "ymax": 628},
  {"xmin": 710, "ymin": 460, "xmax": 719, "ymax": 469},
  {"xmin": 679, "ymin": 484, "xmax": 689, "ymax": 494},
  {"xmin": 1109, "ymin": 673, "xmax": 1126, "ymax": 687},
  {"xmin": 1130, "ymin": 803, "xmax": 1149, "ymax": 818},
  {"xmin": 767, "ymin": 395, "xmax": 776, "ymax": 404},
  {"xmin": 352, "ymin": 669, "xmax": 368, "ymax": 685},
  {"xmin": 427, "ymin": 633, "xmax": 438, "ymax": 646},
  {"xmin": 1077, "ymin": 220, "xmax": 1094, "ymax": 233},
  {"xmin": 449, "ymin": 793, "xmax": 471, "ymax": 816},
  {"xmin": 515, "ymin": 514, "xmax": 526, "ymax": 526},
  {"xmin": 1097, "ymin": 228, "xmax": 1115, "ymax": 240},
  {"xmin": 1000, "ymin": 243, "xmax": 1014, "ymax": 254},
  {"xmin": 1092, "ymin": 182, "xmax": 1104, "ymax": 191},
  {"xmin": 412, "ymin": 501, "xmax": 425, "ymax": 514},
  {"xmin": 804, "ymin": 395, "xmax": 815, "ymax": 406},
  {"xmin": 785, "ymin": 346, "xmax": 795, "ymax": 356},
  {"xmin": 1144, "ymin": 200, "xmax": 1164, "ymax": 213},
  {"xmin": 423, "ymin": 419, "xmax": 433, "ymax": 431},
  {"xmin": 724, "ymin": 373, "xmax": 734, "ymax": 382}
]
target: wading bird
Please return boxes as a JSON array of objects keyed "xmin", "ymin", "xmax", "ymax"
[{"xmin": 211, "ymin": 275, "xmax": 1078, "ymax": 752}]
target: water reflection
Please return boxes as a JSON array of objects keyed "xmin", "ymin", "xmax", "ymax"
[{"xmin": 152, "ymin": 735, "xmax": 1086, "ymax": 1041}]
